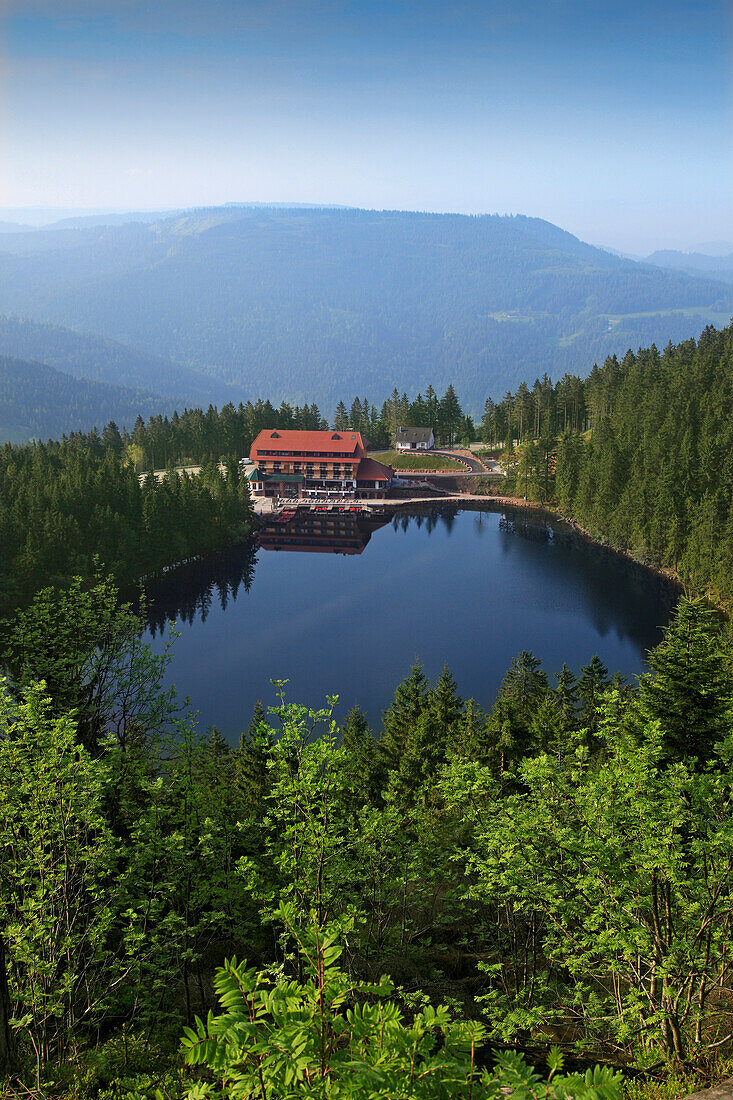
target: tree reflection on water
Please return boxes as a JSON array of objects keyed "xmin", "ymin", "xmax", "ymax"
[{"xmin": 144, "ymin": 542, "xmax": 258, "ymax": 635}]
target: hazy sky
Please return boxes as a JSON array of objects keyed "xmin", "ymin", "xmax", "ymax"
[{"xmin": 0, "ymin": 0, "xmax": 730, "ymax": 253}]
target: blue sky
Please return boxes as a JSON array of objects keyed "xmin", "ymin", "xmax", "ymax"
[{"xmin": 0, "ymin": 0, "xmax": 730, "ymax": 252}]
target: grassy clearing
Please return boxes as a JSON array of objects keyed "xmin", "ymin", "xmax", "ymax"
[
  {"xmin": 370, "ymin": 449, "xmax": 466, "ymax": 471},
  {"xmin": 605, "ymin": 307, "xmax": 732, "ymax": 326}
]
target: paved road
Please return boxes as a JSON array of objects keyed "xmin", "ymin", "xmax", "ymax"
[
  {"xmin": 430, "ymin": 450, "xmax": 505, "ymax": 475},
  {"xmin": 138, "ymin": 465, "xmax": 202, "ymax": 484},
  {"xmin": 430, "ymin": 449, "xmax": 484, "ymax": 472}
]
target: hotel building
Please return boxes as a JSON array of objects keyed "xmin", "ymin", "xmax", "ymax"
[{"xmin": 246, "ymin": 429, "xmax": 394, "ymax": 499}]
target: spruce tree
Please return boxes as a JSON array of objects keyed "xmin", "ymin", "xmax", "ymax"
[
  {"xmin": 102, "ymin": 420, "xmax": 123, "ymax": 454},
  {"xmin": 493, "ymin": 651, "xmax": 548, "ymax": 764},
  {"xmin": 389, "ymin": 709, "xmax": 444, "ymax": 806},
  {"xmin": 530, "ymin": 693, "xmax": 565, "ymax": 756},
  {"xmin": 428, "ymin": 664, "xmax": 463, "ymax": 731},
  {"xmin": 389, "ymin": 665, "xmax": 464, "ymax": 801},
  {"xmin": 448, "ymin": 697, "xmax": 488, "ymax": 760},
  {"xmin": 207, "ymin": 726, "xmax": 231, "ymax": 763},
  {"xmin": 235, "ymin": 701, "xmax": 273, "ymax": 807},
  {"xmin": 340, "ymin": 705, "xmax": 377, "ymax": 804},
  {"xmin": 334, "ymin": 401, "xmax": 348, "ymax": 430},
  {"xmin": 577, "ymin": 655, "xmax": 610, "ymax": 734},
  {"xmin": 554, "ymin": 664, "xmax": 580, "ymax": 730},
  {"xmin": 639, "ymin": 597, "xmax": 733, "ymax": 764},
  {"xmin": 424, "ymin": 384, "xmax": 439, "ymax": 433},
  {"xmin": 496, "ymin": 651, "xmax": 548, "ymax": 718},
  {"xmin": 555, "ymin": 431, "xmax": 585, "ymax": 513},
  {"xmin": 378, "ymin": 663, "xmax": 428, "ymax": 773},
  {"xmin": 439, "ymin": 384, "xmax": 463, "ymax": 446},
  {"xmin": 482, "ymin": 397, "xmax": 497, "ymax": 445}
]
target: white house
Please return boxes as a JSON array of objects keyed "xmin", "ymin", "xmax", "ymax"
[{"xmin": 394, "ymin": 427, "xmax": 435, "ymax": 451}]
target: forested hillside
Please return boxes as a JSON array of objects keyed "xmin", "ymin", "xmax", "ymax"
[
  {"xmin": 0, "ymin": 315, "xmax": 239, "ymax": 408},
  {"xmin": 3, "ymin": 316, "xmax": 733, "ymax": 1097},
  {"xmin": 0, "ymin": 354, "xmax": 168, "ymax": 442},
  {"xmin": 0, "ymin": 205, "xmax": 730, "ymax": 410},
  {"xmin": 111, "ymin": 382, "xmax": 472, "ymax": 468},
  {"xmin": 488, "ymin": 323, "xmax": 733, "ymax": 605},
  {"xmin": 553, "ymin": 325, "xmax": 733, "ymax": 602},
  {"xmin": 0, "ymin": 439, "xmax": 253, "ymax": 609}
]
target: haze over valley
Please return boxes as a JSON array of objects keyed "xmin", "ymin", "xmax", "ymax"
[{"xmin": 1, "ymin": 204, "xmax": 732, "ymax": 440}]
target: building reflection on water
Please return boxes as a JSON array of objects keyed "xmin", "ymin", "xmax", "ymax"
[
  {"xmin": 144, "ymin": 512, "xmax": 394, "ymax": 633},
  {"xmin": 142, "ymin": 506, "xmax": 551, "ymax": 634},
  {"xmin": 257, "ymin": 510, "xmax": 391, "ymax": 554},
  {"xmin": 143, "ymin": 504, "xmax": 679, "ymax": 647}
]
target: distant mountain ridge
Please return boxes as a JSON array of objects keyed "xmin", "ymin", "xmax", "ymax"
[
  {"xmin": 1, "ymin": 205, "xmax": 731, "ymax": 412},
  {"xmin": 646, "ymin": 249, "xmax": 733, "ymax": 286}
]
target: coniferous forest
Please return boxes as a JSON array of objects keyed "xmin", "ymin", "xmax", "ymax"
[
  {"xmin": 492, "ymin": 323, "xmax": 733, "ymax": 604},
  {"xmin": 4, "ymin": 322, "xmax": 733, "ymax": 611},
  {"xmin": 0, "ymin": 354, "xmax": 168, "ymax": 444},
  {"xmin": 0, "ymin": 384, "xmax": 469, "ymax": 610},
  {"xmin": 2, "ymin": 323, "xmax": 733, "ymax": 1099},
  {"xmin": 0, "ymin": 441, "xmax": 253, "ymax": 611}
]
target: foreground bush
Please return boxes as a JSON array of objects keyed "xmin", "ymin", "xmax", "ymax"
[{"xmin": 181, "ymin": 904, "xmax": 623, "ymax": 1100}]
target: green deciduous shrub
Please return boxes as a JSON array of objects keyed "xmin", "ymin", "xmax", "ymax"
[{"xmin": 181, "ymin": 903, "xmax": 623, "ymax": 1100}]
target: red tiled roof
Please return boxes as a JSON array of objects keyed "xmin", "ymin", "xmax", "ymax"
[
  {"xmin": 356, "ymin": 457, "xmax": 393, "ymax": 482},
  {"xmin": 251, "ymin": 429, "xmax": 365, "ymax": 458}
]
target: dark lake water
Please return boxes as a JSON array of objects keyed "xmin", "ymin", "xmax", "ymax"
[{"xmin": 144, "ymin": 506, "xmax": 679, "ymax": 741}]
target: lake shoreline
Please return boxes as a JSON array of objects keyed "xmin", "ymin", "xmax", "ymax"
[
  {"xmin": 144, "ymin": 504, "xmax": 675, "ymax": 735},
  {"xmin": 448, "ymin": 490, "xmax": 691, "ymax": 602},
  {"xmin": 254, "ymin": 488, "xmax": 687, "ymax": 601}
]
